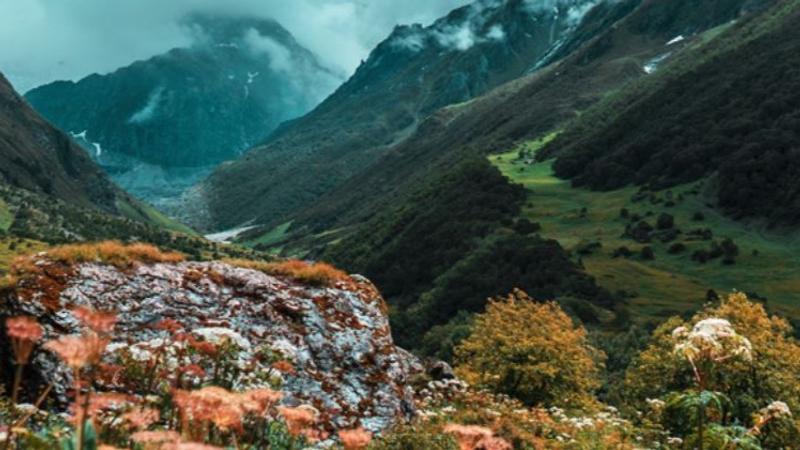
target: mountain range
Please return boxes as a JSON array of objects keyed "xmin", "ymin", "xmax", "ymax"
[{"xmin": 25, "ymin": 15, "xmax": 341, "ymax": 213}]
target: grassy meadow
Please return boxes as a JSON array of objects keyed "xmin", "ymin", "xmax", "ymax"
[{"xmin": 490, "ymin": 135, "xmax": 800, "ymax": 323}]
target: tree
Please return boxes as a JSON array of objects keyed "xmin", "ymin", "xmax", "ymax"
[{"xmin": 454, "ymin": 289, "xmax": 603, "ymax": 408}]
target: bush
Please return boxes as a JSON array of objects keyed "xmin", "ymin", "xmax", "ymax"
[{"xmin": 454, "ymin": 289, "xmax": 602, "ymax": 408}]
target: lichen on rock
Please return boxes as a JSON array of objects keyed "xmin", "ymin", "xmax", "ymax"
[{"xmin": 2, "ymin": 257, "xmax": 421, "ymax": 433}]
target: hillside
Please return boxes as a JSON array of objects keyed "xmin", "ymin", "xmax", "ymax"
[
  {"xmin": 0, "ymin": 72, "xmax": 120, "ymax": 213},
  {"xmin": 230, "ymin": 0, "xmax": 773, "ymax": 356},
  {"xmin": 199, "ymin": 0, "xmax": 633, "ymax": 231},
  {"xmin": 25, "ymin": 14, "xmax": 340, "ymax": 212},
  {"xmin": 0, "ymin": 69, "xmax": 269, "ymax": 269},
  {"xmin": 545, "ymin": 0, "xmax": 800, "ymax": 227}
]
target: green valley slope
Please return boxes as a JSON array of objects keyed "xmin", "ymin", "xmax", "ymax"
[{"xmin": 267, "ymin": 0, "xmax": 779, "ymax": 356}]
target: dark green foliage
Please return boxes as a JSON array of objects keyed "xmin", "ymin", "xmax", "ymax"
[
  {"xmin": 326, "ymin": 158, "xmax": 614, "ymax": 353},
  {"xmin": 326, "ymin": 158, "xmax": 527, "ymax": 309},
  {"xmin": 657, "ymin": 213, "xmax": 674, "ymax": 230},
  {"xmin": 398, "ymin": 231, "xmax": 614, "ymax": 349},
  {"xmin": 549, "ymin": 9, "xmax": 800, "ymax": 226},
  {"xmin": 514, "ymin": 218, "xmax": 541, "ymax": 235}
]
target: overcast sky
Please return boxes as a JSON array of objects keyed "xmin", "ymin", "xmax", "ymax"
[{"xmin": 0, "ymin": 0, "xmax": 470, "ymax": 92}]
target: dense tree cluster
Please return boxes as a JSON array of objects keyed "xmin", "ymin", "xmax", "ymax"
[{"xmin": 549, "ymin": 12, "xmax": 800, "ymax": 226}]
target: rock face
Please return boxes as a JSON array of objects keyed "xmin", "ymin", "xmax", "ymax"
[{"xmin": 3, "ymin": 259, "xmax": 420, "ymax": 432}]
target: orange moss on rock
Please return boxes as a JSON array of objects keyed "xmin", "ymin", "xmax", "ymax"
[
  {"xmin": 224, "ymin": 258, "xmax": 350, "ymax": 287},
  {"xmin": 44, "ymin": 241, "xmax": 185, "ymax": 267}
]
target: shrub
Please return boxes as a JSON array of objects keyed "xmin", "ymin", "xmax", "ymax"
[{"xmin": 454, "ymin": 289, "xmax": 602, "ymax": 408}]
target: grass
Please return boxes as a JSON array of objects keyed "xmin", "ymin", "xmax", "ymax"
[
  {"xmin": 490, "ymin": 137, "xmax": 800, "ymax": 323},
  {"xmin": 0, "ymin": 238, "xmax": 47, "ymax": 274},
  {"xmin": 116, "ymin": 198, "xmax": 198, "ymax": 236},
  {"xmin": 0, "ymin": 198, "xmax": 13, "ymax": 232},
  {"xmin": 243, "ymin": 221, "xmax": 293, "ymax": 248},
  {"xmin": 224, "ymin": 258, "xmax": 349, "ymax": 287}
]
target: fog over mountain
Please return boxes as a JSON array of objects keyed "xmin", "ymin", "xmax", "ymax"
[{"xmin": 0, "ymin": 0, "xmax": 470, "ymax": 92}]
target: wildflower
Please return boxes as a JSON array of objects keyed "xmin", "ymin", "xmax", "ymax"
[
  {"xmin": 154, "ymin": 319, "xmax": 184, "ymax": 333},
  {"xmin": 6, "ymin": 316, "xmax": 43, "ymax": 364},
  {"xmin": 72, "ymin": 306, "xmax": 117, "ymax": 334},
  {"xmin": 278, "ymin": 405, "xmax": 318, "ymax": 437},
  {"xmin": 44, "ymin": 334, "xmax": 109, "ymax": 369},
  {"xmin": 673, "ymin": 318, "xmax": 752, "ymax": 362},
  {"xmin": 122, "ymin": 407, "xmax": 160, "ymax": 430},
  {"xmin": 189, "ymin": 340, "xmax": 217, "ymax": 357},
  {"xmin": 131, "ymin": 430, "xmax": 181, "ymax": 448},
  {"xmin": 242, "ymin": 388, "xmax": 283, "ymax": 414},
  {"xmin": 272, "ymin": 360, "xmax": 296, "ymax": 375},
  {"xmin": 761, "ymin": 401, "xmax": 792, "ymax": 419},
  {"xmin": 71, "ymin": 392, "xmax": 131, "ymax": 421},
  {"xmin": 173, "ymin": 444, "xmax": 224, "ymax": 450},
  {"xmin": 338, "ymin": 427, "xmax": 372, "ymax": 450},
  {"xmin": 443, "ymin": 424, "xmax": 493, "ymax": 450},
  {"xmin": 476, "ymin": 436, "xmax": 512, "ymax": 450},
  {"xmin": 646, "ymin": 398, "xmax": 666, "ymax": 411}
]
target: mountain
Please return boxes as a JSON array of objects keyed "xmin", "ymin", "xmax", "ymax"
[
  {"xmin": 0, "ymin": 72, "xmax": 120, "ymax": 213},
  {"xmin": 0, "ymin": 70, "xmax": 251, "ymax": 262},
  {"xmin": 199, "ymin": 0, "xmax": 632, "ymax": 231},
  {"xmin": 228, "ymin": 0, "xmax": 782, "ymax": 357},
  {"xmin": 545, "ymin": 0, "xmax": 800, "ymax": 227},
  {"xmin": 25, "ymin": 15, "xmax": 341, "ymax": 212}
]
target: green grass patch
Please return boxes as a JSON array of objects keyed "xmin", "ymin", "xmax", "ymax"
[
  {"xmin": 116, "ymin": 198, "xmax": 198, "ymax": 236},
  {"xmin": 491, "ymin": 140, "xmax": 800, "ymax": 323},
  {"xmin": 243, "ymin": 221, "xmax": 293, "ymax": 247},
  {"xmin": 0, "ymin": 198, "xmax": 13, "ymax": 232}
]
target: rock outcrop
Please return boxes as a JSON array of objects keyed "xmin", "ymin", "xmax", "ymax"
[{"xmin": 1, "ymin": 258, "xmax": 420, "ymax": 433}]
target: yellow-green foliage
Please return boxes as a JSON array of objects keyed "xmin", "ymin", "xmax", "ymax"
[
  {"xmin": 454, "ymin": 289, "xmax": 603, "ymax": 409},
  {"xmin": 224, "ymin": 258, "xmax": 349, "ymax": 287},
  {"xmin": 625, "ymin": 292, "xmax": 800, "ymax": 415}
]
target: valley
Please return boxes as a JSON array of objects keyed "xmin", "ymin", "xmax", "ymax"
[
  {"xmin": 1, "ymin": 0, "xmax": 800, "ymax": 448},
  {"xmin": 491, "ymin": 135, "xmax": 800, "ymax": 324}
]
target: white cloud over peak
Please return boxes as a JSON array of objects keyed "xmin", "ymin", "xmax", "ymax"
[{"xmin": 0, "ymin": 0, "xmax": 471, "ymax": 92}]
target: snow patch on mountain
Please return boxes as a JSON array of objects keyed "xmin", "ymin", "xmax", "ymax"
[
  {"xmin": 643, "ymin": 52, "xmax": 672, "ymax": 74},
  {"xmin": 667, "ymin": 35, "xmax": 685, "ymax": 46}
]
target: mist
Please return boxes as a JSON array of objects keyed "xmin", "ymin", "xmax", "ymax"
[{"xmin": 0, "ymin": 0, "xmax": 471, "ymax": 92}]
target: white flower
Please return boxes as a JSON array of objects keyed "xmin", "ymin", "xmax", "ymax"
[
  {"xmin": 194, "ymin": 327, "xmax": 251, "ymax": 350},
  {"xmin": 762, "ymin": 401, "xmax": 792, "ymax": 419},
  {"xmin": 674, "ymin": 317, "xmax": 752, "ymax": 361},
  {"xmin": 646, "ymin": 398, "xmax": 666, "ymax": 410}
]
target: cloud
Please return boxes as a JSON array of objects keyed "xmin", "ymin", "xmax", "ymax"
[
  {"xmin": 0, "ymin": 0, "xmax": 471, "ymax": 92},
  {"xmin": 129, "ymin": 86, "xmax": 165, "ymax": 124}
]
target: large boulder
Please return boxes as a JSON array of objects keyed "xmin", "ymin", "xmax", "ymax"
[{"xmin": 1, "ymin": 258, "xmax": 421, "ymax": 433}]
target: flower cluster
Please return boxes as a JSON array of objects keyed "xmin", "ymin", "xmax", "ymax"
[{"xmin": 673, "ymin": 318, "xmax": 753, "ymax": 363}]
